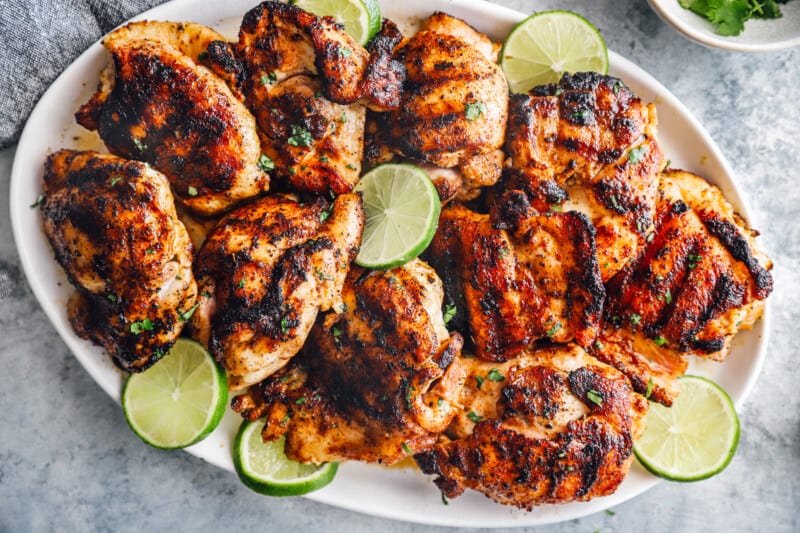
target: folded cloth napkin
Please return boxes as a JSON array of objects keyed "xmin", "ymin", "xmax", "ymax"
[{"xmin": 0, "ymin": 0, "xmax": 168, "ymax": 149}]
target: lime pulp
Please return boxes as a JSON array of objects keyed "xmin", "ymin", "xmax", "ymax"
[
  {"xmin": 633, "ymin": 375, "xmax": 740, "ymax": 482},
  {"xmin": 501, "ymin": 10, "xmax": 609, "ymax": 93},
  {"xmin": 354, "ymin": 163, "xmax": 441, "ymax": 270},
  {"xmin": 122, "ymin": 338, "xmax": 228, "ymax": 450}
]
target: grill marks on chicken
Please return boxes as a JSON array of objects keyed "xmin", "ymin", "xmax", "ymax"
[
  {"xmin": 594, "ymin": 170, "xmax": 773, "ymax": 405},
  {"xmin": 415, "ymin": 344, "xmax": 647, "ymax": 509},
  {"xmin": 504, "ymin": 72, "xmax": 664, "ymax": 281},
  {"xmin": 41, "ymin": 150, "xmax": 197, "ymax": 371},
  {"xmin": 205, "ymin": 1, "xmax": 404, "ymax": 195},
  {"xmin": 76, "ymin": 21, "xmax": 267, "ymax": 216},
  {"xmin": 232, "ymin": 260, "xmax": 465, "ymax": 464},
  {"xmin": 427, "ymin": 201, "xmax": 604, "ymax": 361},
  {"xmin": 190, "ymin": 193, "xmax": 363, "ymax": 390},
  {"xmin": 382, "ymin": 13, "xmax": 507, "ymax": 201}
]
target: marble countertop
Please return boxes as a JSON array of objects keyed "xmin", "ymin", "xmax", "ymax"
[{"xmin": 1, "ymin": 0, "xmax": 798, "ymax": 531}]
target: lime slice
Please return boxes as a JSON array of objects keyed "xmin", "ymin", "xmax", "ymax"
[
  {"xmin": 234, "ymin": 419, "xmax": 338, "ymax": 496},
  {"xmin": 634, "ymin": 375, "xmax": 740, "ymax": 482},
  {"xmin": 500, "ymin": 10, "xmax": 609, "ymax": 93},
  {"xmin": 354, "ymin": 163, "xmax": 441, "ymax": 270},
  {"xmin": 293, "ymin": 0, "xmax": 381, "ymax": 45},
  {"xmin": 122, "ymin": 338, "xmax": 228, "ymax": 450}
]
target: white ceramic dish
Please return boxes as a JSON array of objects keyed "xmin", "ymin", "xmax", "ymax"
[
  {"xmin": 648, "ymin": 0, "xmax": 800, "ymax": 52},
  {"xmin": 10, "ymin": 0, "xmax": 770, "ymax": 527}
]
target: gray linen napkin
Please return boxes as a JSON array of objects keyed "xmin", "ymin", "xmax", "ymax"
[{"xmin": 0, "ymin": 0, "xmax": 169, "ymax": 149}]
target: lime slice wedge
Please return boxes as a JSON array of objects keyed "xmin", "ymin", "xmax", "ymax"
[
  {"xmin": 354, "ymin": 163, "xmax": 441, "ymax": 270},
  {"xmin": 634, "ymin": 375, "xmax": 741, "ymax": 482},
  {"xmin": 293, "ymin": 0, "xmax": 381, "ymax": 45},
  {"xmin": 234, "ymin": 419, "xmax": 338, "ymax": 496},
  {"xmin": 122, "ymin": 338, "xmax": 228, "ymax": 450},
  {"xmin": 500, "ymin": 10, "xmax": 609, "ymax": 93}
]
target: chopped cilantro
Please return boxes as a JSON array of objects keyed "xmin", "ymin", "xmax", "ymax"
[
  {"xmin": 130, "ymin": 318, "xmax": 154, "ymax": 334},
  {"xmin": 628, "ymin": 145, "xmax": 649, "ymax": 164},
  {"xmin": 178, "ymin": 302, "xmax": 201, "ymax": 322},
  {"xmin": 287, "ymin": 124, "xmax": 313, "ymax": 147},
  {"xmin": 546, "ymin": 322, "xmax": 562, "ymax": 338},
  {"xmin": 258, "ymin": 154, "xmax": 274, "ymax": 172},
  {"xmin": 30, "ymin": 194, "xmax": 45, "ymax": 209},
  {"xmin": 260, "ymin": 71, "xmax": 277, "ymax": 86},
  {"xmin": 586, "ymin": 389, "xmax": 604, "ymax": 407},
  {"xmin": 645, "ymin": 377, "xmax": 655, "ymax": 399},
  {"xmin": 187, "ymin": 185, "xmax": 199, "ymax": 197},
  {"xmin": 465, "ymin": 101, "xmax": 487, "ymax": 121},
  {"xmin": 653, "ymin": 336, "xmax": 668, "ymax": 347},
  {"xmin": 443, "ymin": 303, "xmax": 457, "ymax": 326},
  {"xmin": 401, "ymin": 442, "xmax": 413, "ymax": 454},
  {"xmin": 319, "ymin": 206, "xmax": 332, "ymax": 222},
  {"xmin": 466, "ymin": 411, "xmax": 483, "ymax": 423},
  {"xmin": 487, "ymin": 368, "xmax": 505, "ymax": 382},
  {"xmin": 475, "ymin": 375, "xmax": 485, "ymax": 389}
]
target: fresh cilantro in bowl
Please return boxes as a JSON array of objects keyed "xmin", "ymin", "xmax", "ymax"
[{"xmin": 679, "ymin": 0, "xmax": 794, "ymax": 36}]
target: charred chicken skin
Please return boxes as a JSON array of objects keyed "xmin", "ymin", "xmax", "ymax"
[
  {"xmin": 205, "ymin": 1, "xmax": 404, "ymax": 195},
  {"xmin": 593, "ymin": 169, "xmax": 773, "ymax": 405},
  {"xmin": 504, "ymin": 72, "xmax": 664, "ymax": 281},
  {"xmin": 41, "ymin": 150, "xmax": 197, "ymax": 371},
  {"xmin": 386, "ymin": 12, "xmax": 508, "ymax": 201},
  {"xmin": 415, "ymin": 343, "xmax": 647, "ymax": 509},
  {"xmin": 190, "ymin": 193, "xmax": 363, "ymax": 390},
  {"xmin": 76, "ymin": 21, "xmax": 268, "ymax": 216},
  {"xmin": 232, "ymin": 259, "xmax": 465, "ymax": 465},
  {"xmin": 426, "ymin": 198, "xmax": 604, "ymax": 361}
]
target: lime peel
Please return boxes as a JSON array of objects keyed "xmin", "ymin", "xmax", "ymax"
[{"xmin": 234, "ymin": 419, "xmax": 338, "ymax": 496}]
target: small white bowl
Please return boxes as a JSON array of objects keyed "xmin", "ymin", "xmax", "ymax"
[{"xmin": 647, "ymin": 0, "xmax": 800, "ymax": 52}]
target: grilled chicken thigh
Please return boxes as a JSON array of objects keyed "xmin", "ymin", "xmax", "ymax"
[
  {"xmin": 205, "ymin": 1, "xmax": 404, "ymax": 195},
  {"xmin": 592, "ymin": 169, "xmax": 773, "ymax": 404},
  {"xmin": 504, "ymin": 72, "xmax": 664, "ymax": 281},
  {"xmin": 76, "ymin": 21, "xmax": 267, "ymax": 216},
  {"xmin": 426, "ymin": 198, "xmax": 604, "ymax": 361},
  {"xmin": 232, "ymin": 260, "xmax": 465, "ymax": 465},
  {"xmin": 190, "ymin": 193, "xmax": 363, "ymax": 390},
  {"xmin": 41, "ymin": 150, "xmax": 197, "ymax": 371},
  {"xmin": 415, "ymin": 343, "xmax": 647, "ymax": 509},
  {"xmin": 386, "ymin": 12, "xmax": 508, "ymax": 200}
]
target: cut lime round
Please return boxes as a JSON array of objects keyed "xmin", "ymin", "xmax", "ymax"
[
  {"xmin": 234, "ymin": 419, "xmax": 338, "ymax": 496},
  {"xmin": 354, "ymin": 163, "xmax": 441, "ymax": 270},
  {"xmin": 501, "ymin": 10, "xmax": 609, "ymax": 93},
  {"xmin": 122, "ymin": 338, "xmax": 228, "ymax": 450},
  {"xmin": 293, "ymin": 0, "xmax": 381, "ymax": 45},
  {"xmin": 634, "ymin": 375, "xmax": 740, "ymax": 482}
]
